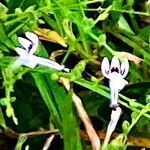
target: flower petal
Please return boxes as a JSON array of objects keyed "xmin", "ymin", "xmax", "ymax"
[
  {"xmin": 25, "ymin": 32, "xmax": 39, "ymax": 54},
  {"xmin": 23, "ymin": 59, "xmax": 37, "ymax": 68},
  {"xmin": 20, "ymin": 55, "xmax": 37, "ymax": 68},
  {"xmin": 33, "ymin": 56, "xmax": 65, "ymax": 70},
  {"xmin": 110, "ymin": 77, "xmax": 127, "ymax": 91},
  {"xmin": 110, "ymin": 87, "xmax": 118, "ymax": 107},
  {"xmin": 104, "ymin": 107, "xmax": 121, "ymax": 145},
  {"xmin": 120, "ymin": 58, "xmax": 129, "ymax": 78},
  {"xmin": 110, "ymin": 56, "xmax": 120, "ymax": 73},
  {"xmin": 18, "ymin": 37, "xmax": 34, "ymax": 54},
  {"xmin": 15, "ymin": 48, "xmax": 28, "ymax": 57},
  {"xmin": 101, "ymin": 57, "xmax": 110, "ymax": 78}
]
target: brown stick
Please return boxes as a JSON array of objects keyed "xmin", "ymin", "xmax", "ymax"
[
  {"xmin": 42, "ymin": 135, "xmax": 55, "ymax": 150},
  {"xmin": 3, "ymin": 128, "xmax": 59, "ymax": 139}
]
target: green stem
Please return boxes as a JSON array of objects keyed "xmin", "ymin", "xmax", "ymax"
[
  {"xmin": 76, "ymin": 42, "xmax": 92, "ymax": 59},
  {"xmin": 74, "ymin": 78, "xmax": 110, "ymax": 99},
  {"xmin": 41, "ymin": 12, "xmax": 60, "ymax": 32},
  {"xmin": 88, "ymin": 32, "xmax": 115, "ymax": 55},
  {"xmin": 84, "ymin": 7, "xmax": 150, "ymax": 17},
  {"xmin": 103, "ymin": 43, "xmax": 116, "ymax": 55},
  {"xmin": 77, "ymin": 0, "xmax": 85, "ymax": 18},
  {"xmin": 119, "ymin": 99, "xmax": 150, "ymax": 119},
  {"xmin": 125, "ymin": 107, "xmax": 148, "ymax": 135},
  {"xmin": 129, "ymin": 12, "xmax": 139, "ymax": 33},
  {"xmin": 119, "ymin": 94, "xmax": 134, "ymax": 103},
  {"xmin": 61, "ymin": 51, "xmax": 71, "ymax": 64},
  {"xmin": 58, "ymin": 72, "xmax": 150, "ymax": 120},
  {"xmin": 112, "ymin": 9, "xmax": 150, "ymax": 16},
  {"xmin": 101, "ymin": 7, "xmax": 150, "ymax": 16},
  {"xmin": 107, "ymin": 29, "xmax": 150, "ymax": 59},
  {"xmin": 78, "ymin": 27, "xmax": 90, "ymax": 54},
  {"xmin": 58, "ymin": 72, "xmax": 110, "ymax": 99},
  {"xmin": 8, "ymin": 23, "xmax": 25, "ymax": 37},
  {"xmin": 2, "ymin": 70, "xmax": 10, "ymax": 100},
  {"xmin": 50, "ymin": 1, "xmax": 65, "ymax": 36},
  {"xmin": 5, "ymin": 14, "xmax": 28, "ymax": 26},
  {"xmin": 115, "ymin": 27, "xmax": 149, "ymax": 50}
]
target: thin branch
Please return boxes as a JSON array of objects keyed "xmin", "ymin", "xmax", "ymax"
[
  {"xmin": 42, "ymin": 135, "xmax": 55, "ymax": 150},
  {"xmin": 2, "ymin": 128, "xmax": 59, "ymax": 139}
]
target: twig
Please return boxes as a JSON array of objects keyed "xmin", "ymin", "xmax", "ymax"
[
  {"xmin": 20, "ymin": 129, "xmax": 59, "ymax": 138},
  {"xmin": 3, "ymin": 128, "xmax": 59, "ymax": 139},
  {"xmin": 42, "ymin": 135, "xmax": 55, "ymax": 150}
]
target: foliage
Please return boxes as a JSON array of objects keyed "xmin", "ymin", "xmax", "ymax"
[{"xmin": 0, "ymin": 0, "xmax": 150, "ymax": 150}]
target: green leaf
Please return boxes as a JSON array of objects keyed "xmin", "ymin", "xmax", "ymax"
[
  {"xmin": 111, "ymin": 0, "xmax": 123, "ymax": 24},
  {"xmin": 0, "ymin": 21, "xmax": 14, "ymax": 49},
  {"xmin": 38, "ymin": 0, "xmax": 50, "ymax": 8},
  {"xmin": 70, "ymin": 60, "xmax": 88, "ymax": 80},
  {"xmin": 118, "ymin": 15, "xmax": 134, "ymax": 34},
  {"xmin": 46, "ymin": 77, "xmax": 82, "ymax": 150},
  {"xmin": 0, "ymin": 42, "xmax": 9, "ymax": 52},
  {"xmin": 73, "ymin": 78, "xmax": 110, "ymax": 99},
  {"xmin": 0, "ymin": 3, "xmax": 8, "ymax": 18},
  {"xmin": 139, "ymin": 25, "xmax": 150, "ymax": 42},
  {"xmin": 122, "ymin": 120, "xmax": 130, "ymax": 134},
  {"xmin": 146, "ymin": 94, "xmax": 150, "ymax": 103},
  {"xmin": 31, "ymin": 72, "xmax": 61, "ymax": 128},
  {"xmin": 108, "ymin": 134, "xmax": 127, "ymax": 150},
  {"xmin": 6, "ymin": 102, "xmax": 18, "ymax": 125}
]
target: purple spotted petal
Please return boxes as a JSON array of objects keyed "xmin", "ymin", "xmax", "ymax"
[
  {"xmin": 25, "ymin": 32, "xmax": 39, "ymax": 55},
  {"xmin": 120, "ymin": 58, "xmax": 129, "ymax": 78},
  {"xmin": 18, "ymin": 37, "xmax": 33, "ymax": 53},
  {"xmin": 110, "ymin": 56, "xmax": 120, "ymax": 73},
  {"xmin": 101, "ymin": 57, "xmax": 110, "ymax": 78}
]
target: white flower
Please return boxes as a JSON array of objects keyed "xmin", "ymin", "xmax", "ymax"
[
  {"xmin": 12, "ymin": 32, "xmax": 69, "ymax": 72},
  {"xmin": 101, "ymin": 56, "xmax": 129, "ymax": 108},
  {"xmin": 103, "ymin": 107, "xmax": 122, "ymax": 148}
]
